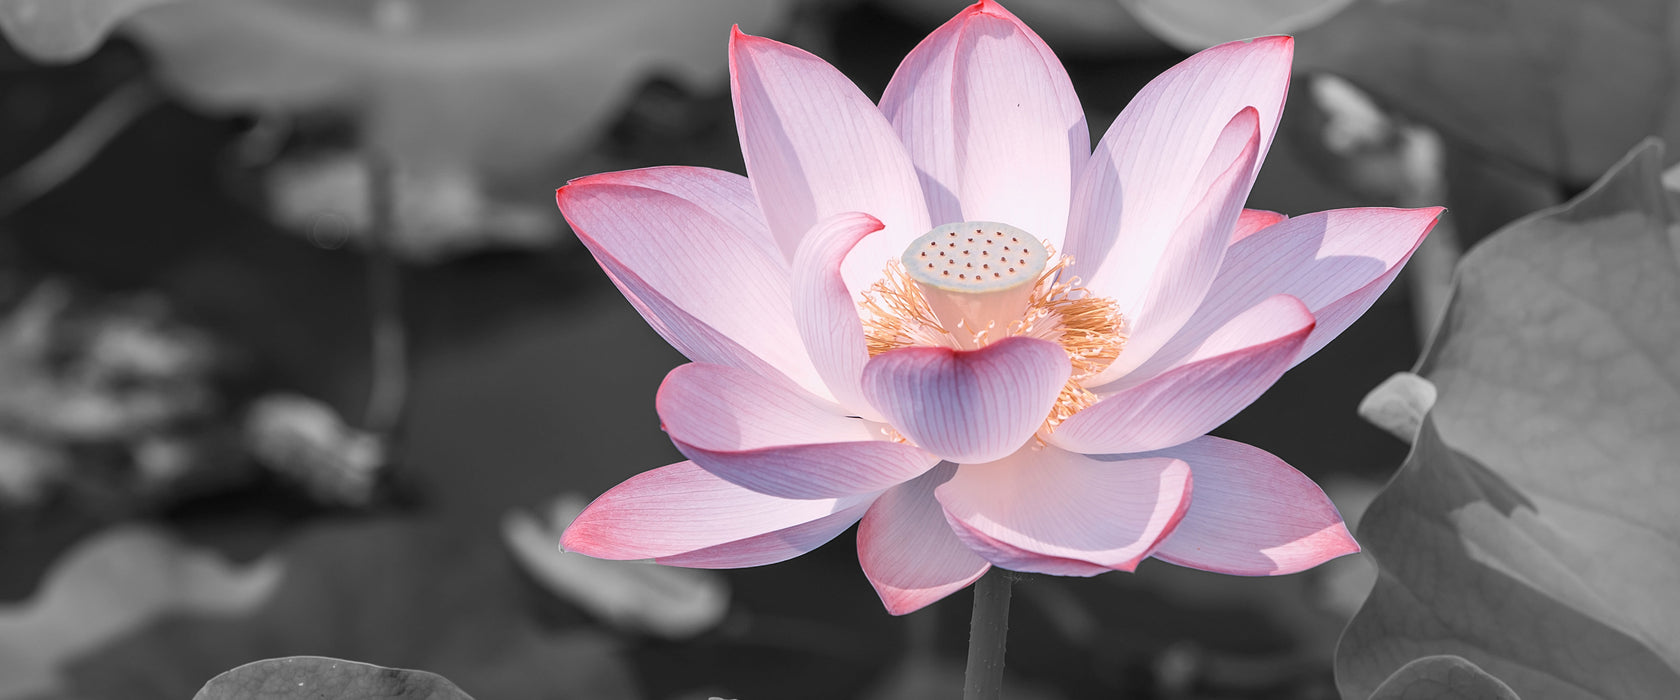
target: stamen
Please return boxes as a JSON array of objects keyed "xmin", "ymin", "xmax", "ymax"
[
  {"xmin": 858, "ymin": 260, "xmax": 952, "ymax": 355},
  {"xmin": 1009, "ymin": 254, "xmax": 1127, "ymax": 429}
]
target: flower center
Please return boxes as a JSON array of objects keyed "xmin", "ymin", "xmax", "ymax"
[
  {"xmin": 902, "ymin": 222, "xmax": 1048, "ymax": 350},
  {"xmin": 859, "ymin": 221, "xmax": 1128, "ymax": 430}
]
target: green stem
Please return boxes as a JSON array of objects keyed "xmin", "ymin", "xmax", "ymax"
[{"xmin": 963, "ymin": 568, "xmax": 1014, "ymax": 700}]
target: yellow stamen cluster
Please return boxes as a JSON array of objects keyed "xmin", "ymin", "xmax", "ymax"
[
  {"xmin": 860, "ymin": 259, "xmax": 952, "ymax": 354},
  {"xmin": 860, "ymin": 244, "xmax": 1127, "ymax": 431}
]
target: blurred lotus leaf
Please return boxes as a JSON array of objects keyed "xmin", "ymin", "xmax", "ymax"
[
  {"xmin": 0, "ymin": 0, "xmax": 175, "ymax": 62},
  {"xmin": 503, "ymin": 494, "xmax": 728, "ymax": 640},
  {"xmin": 1117, "ymin": 0, "xmax": 1352, "ymax": 51},
  {"xmin": 1665, "ymin": 161, "xmax": 1680, "ymax": 193},
  {"xmin": 244, "ymin": 393, "xmax": 385, "ymax": 506},
  {"xmin": 0, "ymin": 282, "xmax": 220, "ymax": 444},
  {"xmin": 120, "ymin": 0, "xmax": 791, "ymax": 171},
  {"xmin": 0, "ymin": 525, "xmax": 284, "ymax": 700},
  {"xmin": 195, "ymin": 656, "xmax": 473, "ymax": 700},
  {"xmin": 1336, "ymin": 140, "xmax": 1680, "ymax": 698},
  {"xmin": 1367, "ymin": 655, "xmax": 1518, "ymax": 700},
  {"xmin": 0, "ymin": 282, "xmax": 237, "ymax": 507},
  {"xmin": 53, "ymin": 519, "xmax": 639, "ymax": 700},
  {"xmin": 263, "ymin": 153, "xmax": 557, "ymax": 261},
  {"xmin": 1356, "ymin": 371, "xmax": 1436, "ymax": 443},
  {"xmin": 1290, "ymin": 74, "xmax": 1445, "ymax": 208},
  {"xmin": 1296, "ymin": 0, "xmax": 1680, "ymax": 187},
  {"xmin": 0, "ymin": 431, "xmax": 66, "ymax": 504}
]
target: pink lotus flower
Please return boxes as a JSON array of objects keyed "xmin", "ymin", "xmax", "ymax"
[{"xmin": 557, "ymin": 0, "xmax": 1439, "ymax": 615}]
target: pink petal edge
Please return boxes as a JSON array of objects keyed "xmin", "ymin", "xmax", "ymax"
[
  {"xmin": 1065, "ymin": 35, "xmax": 1293, "ymax": 321},
  {"xmin": 880, "ymin": 0, "xmax": 1088, "ymax": 249},
  {"xmin": 729, "ymin": 26, "xmax": 931, "ymax": 296},
  {"xmin": 1233, "ymin": 208, "xmax": 1287, "ymax": 242},
  {"xmin": 858, "ymin": 464, "xmax": 991, "ymax": 615},
  {"xmin": 561, "ymin": 460, "xmax": 877, "ymax": 568},
  {"xmin": 1146, "ymin": 436, "xmax": 1359, "ymax": 575},
  {"xmin": 558, "ymin": 168, "xmax": 828, "ymax": 398}
]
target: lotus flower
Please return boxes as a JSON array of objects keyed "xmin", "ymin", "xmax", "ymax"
[{"xmin": 556, "ymin": 0, "xmax": 1440, "ymax": 615}]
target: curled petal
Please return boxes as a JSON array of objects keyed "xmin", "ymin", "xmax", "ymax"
[
  {"xmin": 861, "ymin": 336, "xmax": 1070, "ymax": 464},
  {"xmin": 659, "ymin": 363, "xmax": 939, "ymax": 500},
  {"xmin": 561, "ymin": 461, "xmax": 876, "ymax": 568},
  {"xmin": 1091, "ymin": 106, "xmax": 1263, "ymax": 383},
  {"xmin": 558, "ymin": 167, "xmax": 826, "ymax": 397},
  {"xmin": 730, "ymin": 28, "xmax": 930, "ymax": 294},
  {"xmin": 1145, "ymin": 437, "xmax": 1359, "ymax": 575},
  {"xmin": 936, "ymin": 446, "xmax": 1193, "ymax": 573},
  {"xmin": 880, "ymin": 0, "xmax": 1088, "ymax": 247},
  {"xmin": 1056, "ymin": 295, "xmax": 1314, "ymax": 454},
  {"xmin": 1116, "ymin": 208, "xmax": 1440, "ymax": 386},
  {"xmin": 792, "ymin": 212, "xmax": 885, "ymax": 420},
  {"xmin": 858, "ymin": 464, "xmax": 990, "ymax": 615},
  {"xmin": 1172, "ymin": 207, "xmax": 1443, "ymax": 370},
  {"xmin": 1066, "ymin": 36, "xmax": 1292, "ymax": 316}
]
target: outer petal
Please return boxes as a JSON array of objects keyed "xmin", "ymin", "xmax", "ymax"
[
  {"xmin": 936, "ymin": 446, "xmax": 1192, "ymax": 573},
  {"xmin": 730, "ymin": 28, "xmax": 931, "ymax": 295},
  {"xmin": 861, "ymin": 336, "xmax": 1070, "ymax": 465},
  {"xmin": 596, "ymin": 264, "xmax": 790, "ymax": 391},
  {"xmin": 1127, "ymin": 207, "xmax": 1442, "ymax": 380},
  {"xmin": 1145, "ymin": 437, "xmax": 1359, "ymax": 575},
  {"xmin": 658, "ymin": 363, "xmax": 939, "ymax": 500},
  {"xmin": 1054, "ymin": 295, "xmax": 1314, "ymax": 454},
  {"xmin": 1089, "ymin": 107, "xmax": 1263, "ymax": 383},
  {"xmin": 558, "ymin": 167, "xmax": 827, "ymax": 398},
  {"xmin": 1065, "ymin": 36, "xmax": 1292, "ymax": 319},
  {"xmin": 858, "ymin": 464, "xmax": 990, "ymax": 615},
  {"xmin": 792, "ymin": 212, "xmax": 885, "ymax": 420},
  {"xmin": 561, "ymin": 460, "xmax": 876, "ymax": 568},
  {"xmin": 879, "ymin": 0, "xmax": 1088, "ymax": 248}
]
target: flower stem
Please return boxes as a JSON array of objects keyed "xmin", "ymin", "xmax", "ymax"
[
  {"xmin": 362, "ymin": 152, "xmax": 407, "ymax": 439},
  {"xmin": 0, "ymin": 79, "xmax": 160, "ymax": 218},
  {"xmin": 963, "ymin": 568, "xmax": 1014, "ymax": 700}
]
